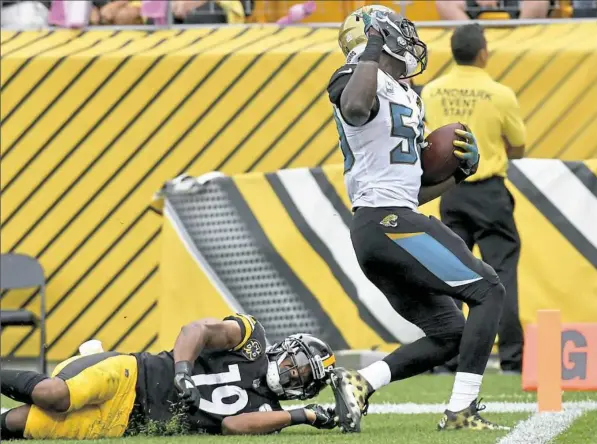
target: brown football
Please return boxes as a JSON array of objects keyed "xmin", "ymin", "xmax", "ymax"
[{"xmin": 421, "ymin": 122, "xmax": 466, "ymax": 186}]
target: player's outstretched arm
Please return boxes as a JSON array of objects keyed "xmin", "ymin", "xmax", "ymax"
[
  {"xmin": 222, "ymin": 410, "xmax": 293, "ymax": 435},
  {"xmin": 418, "ymin": 177, "xmax": 456, "ymax": 206},
  {"xmin": 222, "ymin": 405, "xmax": 336, "ymax": 435}
]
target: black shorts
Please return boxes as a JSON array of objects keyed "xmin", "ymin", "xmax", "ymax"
[{"xmin": 350, "ymin": 206, "xmax": 499, "ymax": 303}]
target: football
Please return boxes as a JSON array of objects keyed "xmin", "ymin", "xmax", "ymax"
[{"xmin": 421, "ymin": 122, "xmax": 466, "ymax": 186}]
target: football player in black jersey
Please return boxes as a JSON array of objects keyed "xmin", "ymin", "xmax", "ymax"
[{"xmin": 1, "ymin": 314, "xmax": 337, "ymax": 439}]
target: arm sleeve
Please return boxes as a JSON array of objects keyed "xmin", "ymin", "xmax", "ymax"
[{"xmin": 501, "ymin": 88, "xmax": 526, "ymax": 148}]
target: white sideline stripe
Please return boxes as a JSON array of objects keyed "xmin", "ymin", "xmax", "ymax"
[
  {"xmin": 497, "ymin": 409, "xmax": 587, "ymax": 444},
  {"xmin": 276, "ymin": 168, "xmax": 425, "ymax": 344},
  {"xmin": 283, "ymin": 401, "xmax": 597, "ymax": 414},
  {"xmin": 3, "ymin": 401, "xmax": 597, "ymax": 415},
  {"xmin": 514, "ymin": 159, "xmax": 597, "ymax": 247}
]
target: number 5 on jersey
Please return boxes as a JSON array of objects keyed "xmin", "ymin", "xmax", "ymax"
[
  {"xmin": 334, "ymin": 103, "xmax": 424, "ymax": 173},
  {"xmin": 390, "ymin": 103, "xmax": 423, "ymax": 165}
]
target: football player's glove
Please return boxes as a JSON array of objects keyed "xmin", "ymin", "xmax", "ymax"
[
  {"xmin": 361, "ymin": 9, "xmax": 385, "ymax": 36},
  {"xmin": 453, "ymin": 124, "xmax": 480, "ymax": 183},
  {"xmin": 305, "ymin": 404, "xmax": 338, "ymax": 429},
  {"xmin": 173, "ymin": 361, "xmax": 201, "ymax": 413}
]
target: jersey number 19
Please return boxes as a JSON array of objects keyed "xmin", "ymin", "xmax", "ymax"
[{"xmin": 187, "ymin": 364, "xmax": 249, "ymax": 416}]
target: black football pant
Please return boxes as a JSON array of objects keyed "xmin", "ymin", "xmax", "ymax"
[
  {"xmin": 440, "ymin": 177, "xmax": 523, "ymax": 372},
  {"xmin": 350, "ymin": 206, "xmax": 505, "ymax": 381}
]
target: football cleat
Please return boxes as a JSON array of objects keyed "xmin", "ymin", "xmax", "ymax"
[
  {"xmin": 437, "ymin": 399, "xmax": 511, "ymax": 431},
  {"xmin": 329, "ymin": 368, "xmax": 370, "ymax": 433}
]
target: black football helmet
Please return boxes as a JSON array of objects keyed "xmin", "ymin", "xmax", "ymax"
[
  {"xmin": 339, "ymin": 6, "xmax": 428, "ymax": 78},
  {"xmin": 266, "ymin": 334, "xmax": 336, "ymax": 401}
]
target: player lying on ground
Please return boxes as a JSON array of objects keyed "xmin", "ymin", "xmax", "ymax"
[
  {"xmin": 327, "ymin": 5, "xmax": 509, "ymax": 433},
  {"xmin": 1, "ymin": 314, "xmax": 337, "ymax": 439}
]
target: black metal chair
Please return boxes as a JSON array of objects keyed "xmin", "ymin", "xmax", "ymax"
[{"xmin": 0, "ymin": 253, "xmax": 47, "ymax": 374}]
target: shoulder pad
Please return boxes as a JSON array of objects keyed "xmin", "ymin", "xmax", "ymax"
[
  {"xmin": 329, "ymin": 64, "xmax": 357, "ymax": 84},
  {"xmin": 327, "ymin": 64, "xmax": 357, "ymax": 105},
  {"xmin": 224, "ymin": 313, "xmax": 267, "ymax": 361}
]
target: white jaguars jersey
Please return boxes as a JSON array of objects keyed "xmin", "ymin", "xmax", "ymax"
[{"xmin": 333, "ymin": 69, "xmax": 426, "ymax": 210}]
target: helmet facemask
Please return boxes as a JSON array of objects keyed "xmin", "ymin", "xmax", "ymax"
[
  {"xmin": 376, "ymin": 14, "xmax": 428, "ymax": 79},
  {"xmin": 265, "ymin": 336, "xmax": 330, "ymax": 401}
]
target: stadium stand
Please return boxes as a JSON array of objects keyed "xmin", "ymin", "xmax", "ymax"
[{"xmin": 2, "ymin": 0, "xmax": 589, "ymax": 28}]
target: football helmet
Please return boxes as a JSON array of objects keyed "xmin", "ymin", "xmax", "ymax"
[
  {"xmin": 338, "ymin": 5, "xmax": 428, "ymax": 78},
  {"xmin": 266, "ymin": 334, "xmax": 336, "ymax": 400}
]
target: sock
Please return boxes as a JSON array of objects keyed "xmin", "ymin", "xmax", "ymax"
[
  {"xmin": 447, "ymin": 372, "xmax": 483, "ymax": 412},
  {"xmin": 1, "ymin": 410, "xmax": 25, "ymax": 440},
  {"xmin": 358, "ymin": 361, "xmax": 391, "ymax": 393},
  {"xmin": 0, "ymin": 370, "xmax": 48, "ymax": 405}
]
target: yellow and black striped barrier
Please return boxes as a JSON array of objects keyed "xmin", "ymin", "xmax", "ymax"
[
  {"xmin": 159, "ymin": 160, "xmax": 597, "ymax": 351},
  {"xmin": 1, "ymin": 23, "xmax": 595, "ymax": 359}
]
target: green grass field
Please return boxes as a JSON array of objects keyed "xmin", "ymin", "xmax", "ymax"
[{"xmin": 2, "ymin": 373, "xmax": 596, "ymax": 444}]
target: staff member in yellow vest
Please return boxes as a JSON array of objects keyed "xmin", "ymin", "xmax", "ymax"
[{"xmin": 421, "ymin": 24, "xmax": 526, "ymax": 373}]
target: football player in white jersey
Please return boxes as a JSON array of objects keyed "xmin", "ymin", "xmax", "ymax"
[{"xmin": 326, "ymin": 6, "xmax": 509, "ymax": 433}]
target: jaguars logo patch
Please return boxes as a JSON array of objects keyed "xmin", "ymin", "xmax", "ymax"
[
  {"xmin": 241, "ymin": 339, "xmax": 263, "ymax": 361},
  {"xmin": 380, "ymin": 214, "xmax": 398, "ymax": 228}
]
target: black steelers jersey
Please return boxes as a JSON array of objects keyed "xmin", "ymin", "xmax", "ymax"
[{"xmin": 131, "ymin": 314, "xmax": 282, "ymax": 434}]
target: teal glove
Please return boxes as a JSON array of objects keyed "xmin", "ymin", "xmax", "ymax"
[
  {"xmin": 362, "ymin": 10, "xmax": 386, "ymax": 36},
  {"xmin": 453, "ymin": 124, "xmax": 480, "ymax": 183}
]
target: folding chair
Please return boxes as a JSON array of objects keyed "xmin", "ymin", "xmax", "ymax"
[{"xmin": 0, "ymin": 253, "xmax": 47, "ymax": 375}]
